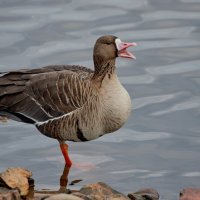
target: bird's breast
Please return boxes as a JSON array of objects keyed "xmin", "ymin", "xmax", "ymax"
[{"xmin": 100, "ymin": 77, "xmax": 132, "ymax": 133}]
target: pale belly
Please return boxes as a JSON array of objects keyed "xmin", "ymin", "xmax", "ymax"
[
  {"xmin": 78, "ymin": 80, "xmax": 131, "ymax": 141},
  {"xmin": 100, "ymin": 79, "xmax": 132, "ymax": 134}
]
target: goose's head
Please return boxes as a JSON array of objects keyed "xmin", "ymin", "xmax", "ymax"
[{"xmin": 93, "ymin": 35, "xmax": 137, "ymax": 63}]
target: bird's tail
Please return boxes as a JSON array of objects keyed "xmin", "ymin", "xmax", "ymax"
[{"xmin": 0, "ymin": 71, "xmax": 36, "ymax": 124}]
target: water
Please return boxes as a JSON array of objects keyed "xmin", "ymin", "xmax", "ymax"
[{"xmin": 0, "ymin": 0, "xmax": 200, "ymax": 199}]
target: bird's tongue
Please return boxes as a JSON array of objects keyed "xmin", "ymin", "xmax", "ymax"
[{"xmin": 115, "ymin": 39, "xmax": 137, "ymax": 59}]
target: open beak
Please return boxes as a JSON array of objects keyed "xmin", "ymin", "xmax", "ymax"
[{"xmin": 115, "ymin": 38, "xmax": 137, "ymax": 59}]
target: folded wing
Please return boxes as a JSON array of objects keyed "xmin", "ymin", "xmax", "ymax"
[{"xmin": 0, "ymin": 65, "xmax": 94, "ymax": 123}]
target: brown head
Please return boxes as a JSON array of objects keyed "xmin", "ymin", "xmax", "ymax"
[{"xmin": 93, "ymin": 35, "xmax": 137, "ymax": 78}]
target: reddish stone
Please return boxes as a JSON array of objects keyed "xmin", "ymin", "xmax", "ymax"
[{"xmin": 180, "ymin": 188, "xmax": 200, "ymax": 200}]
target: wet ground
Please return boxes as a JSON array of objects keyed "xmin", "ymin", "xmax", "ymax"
[{"xmin": 0, "ymin": 0, "xmax": 200, "ymax": 199}]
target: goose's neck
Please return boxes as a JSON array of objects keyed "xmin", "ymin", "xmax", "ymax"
[{"xmin": 92, "ymin": 56, "xmax": 116, "ymax": 84}]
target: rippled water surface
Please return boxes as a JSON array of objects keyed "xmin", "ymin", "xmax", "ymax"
[{"xmin": 0, "ymin": 0, "xmax": 200, "ymax": 199}]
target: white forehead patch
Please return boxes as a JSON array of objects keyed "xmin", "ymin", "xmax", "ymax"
[{"xmin": 115, "ymin": 38, "xmax": 122, "ymax": 50}]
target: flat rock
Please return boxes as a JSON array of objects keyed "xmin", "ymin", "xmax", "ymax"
[
  {"xmin": 0, "ymin": 167, "xmax": 32, "ymax": 196},
  {"xmin": 45, "ymin": 193, "xmax": 83, "ymax": 200},
  {"xmin": 77, "ymin": 182, "xmax": 130, "ymax": 200},
  {"xmin": 128, "ymin": 188, "xmax": 159, "ymax": 200},
  {"xmin": 180, "ymin": 188, "xmax": 200, "ymax": 200},
  {"xmin": 33, "ymin": 193, "xmax": 53, "ymax": 200},
  {"xmin": 72, "ymin": 191, "xmax": 92, "ymax": 200}
]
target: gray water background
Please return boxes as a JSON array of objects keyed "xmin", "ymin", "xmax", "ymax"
[{"xmin": 0, "ymin": 0, "xmax": 200, "ymax": 199}]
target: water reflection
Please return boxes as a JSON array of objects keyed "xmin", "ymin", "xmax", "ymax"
[{"xmin": 97, "ymin": 128, "xmax": 171, "ymax": 143}]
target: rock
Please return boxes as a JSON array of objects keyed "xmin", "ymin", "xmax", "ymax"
[
  {"xmin": 0, "ymin": 167, "xmax": 161, "ymax": 200},
  {"xmin": 77, "ymin": 182, "xmax": 130, "ymax": 200},
  {"xmin": 0, "ymin": 167, "xmax": 32, "ymax": 196},
  {"xmin": 45, "ymin": 193, "xmax": 83, "ymax": 200},
  {"xmin": 128, "ymin": 188, "xmax": 159, "ymax": 200},
  {"xmin": 33, "ymin": 193, "xmax": 49, "ymax": 200},
  {"xmin": 72, "ymin": 191, "xmax": 92, "ymax": 200},
  {"xmin": 180, "ymin": 188, "xmax": 200, "ymax": 200},
  {"xmin": 0, "ymin": 187, "xmax": 20, "ymax": 200}
]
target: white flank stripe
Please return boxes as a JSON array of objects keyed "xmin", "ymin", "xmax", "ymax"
[{"xmin": 35, "ymin": 110, "xmax": 76, "ymax": 126}]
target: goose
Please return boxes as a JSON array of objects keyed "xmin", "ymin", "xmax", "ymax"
[{"xmin": 0, "ymin": 35, "xmax": 137, "ymax": 191}]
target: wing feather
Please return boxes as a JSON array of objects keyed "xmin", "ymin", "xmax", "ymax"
[{"xmin": 0, "ymin": 65, "xmax": 94, "ymax": 123}]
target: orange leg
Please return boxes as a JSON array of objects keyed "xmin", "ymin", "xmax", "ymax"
[
  {"xmin": 60, "ymin": 143, "xmax": 72, "ymax": 167},
  {"xmin": 59, "ymin": 142, "xmax": 72, "ymax": 192}
]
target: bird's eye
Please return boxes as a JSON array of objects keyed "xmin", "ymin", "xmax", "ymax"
[{"xmin": 106, "ymin": 42, "xmax": 112, "ymax": 45}]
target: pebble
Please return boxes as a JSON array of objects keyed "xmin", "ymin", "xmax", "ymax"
[
  {"xmin": 0, "ymin": 187, "xmax": 20, "ymax": 200},
  {"xmin": 128, "ymin": 188, "xmax": 159, "ymax": 200}
]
